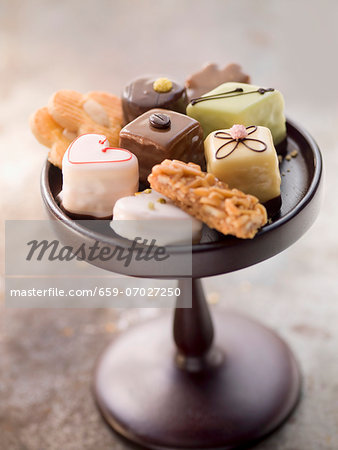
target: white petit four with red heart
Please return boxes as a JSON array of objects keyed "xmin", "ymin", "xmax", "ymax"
[{"xmin": 62, "ymin": 133, "xmax": 139, "ymax": 218}]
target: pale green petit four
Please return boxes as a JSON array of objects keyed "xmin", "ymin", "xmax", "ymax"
[{"xmin": 187, "ymin": 82, "xmax": 286, "ymax": 145}]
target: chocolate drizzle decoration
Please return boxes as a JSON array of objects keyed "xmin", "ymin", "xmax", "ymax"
[
  {"xmin": 190, "ymin": 87, "xmax": 274, "ymax": 105},
  {"xmin": 214, "ymin": 126, "xmax": 267, "ymax": 159}
]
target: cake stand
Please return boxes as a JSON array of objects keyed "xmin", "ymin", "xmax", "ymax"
[{"xmin": 41, "ymin": 119, "xmax": 323, "ymax": 449}]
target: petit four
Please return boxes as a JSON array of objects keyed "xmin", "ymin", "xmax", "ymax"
[
  {"xmin": 30, "ymin": 90, "xmax": 123, "ymax": 168},
  {"xmin": 62, "ymin": 134, "xmax": 138, "ymax": 218},
  {"xmin": 186, "ymin": 82, "xmax": 286, "ymax": 146},
  {"xmin": 148, "ymin": 160, "xmax": 267, "ymax": 239},
  {"xmin": 119, "ymin": 108, "xmax": 204, "ymax": 184},
  {"xmin": 185, "ymin": 63, "xmax": 250, "ymax": 100},
  {"xmin": 122, "ymin": 77, "xmax": 188, "ymax": 123},
  {"xmin": 111, "ymin": 189, "xmax": 202, "ymax": 246},
  {"xmin": 204, "ymin": 125, "xmax": 281, "ymax": 214}
]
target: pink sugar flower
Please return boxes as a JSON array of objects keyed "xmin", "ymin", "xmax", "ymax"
[{"xmin": 229, "ymin": 124, "xmax": 248, "ymax": 140}]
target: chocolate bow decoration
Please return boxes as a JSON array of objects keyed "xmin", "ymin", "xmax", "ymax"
[{"xmin": 214, "ymin": 126, "xmax": 267, "ymax": 159}]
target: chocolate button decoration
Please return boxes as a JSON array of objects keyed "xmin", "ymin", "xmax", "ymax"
[{"xmin": 149, "ymin": 113, "xmax": 171, "ymax": 129}]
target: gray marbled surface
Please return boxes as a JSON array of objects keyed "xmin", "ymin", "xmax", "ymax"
[{"xmin": 0, "ymin": 0, "xmax": 337, "ymax": 449}]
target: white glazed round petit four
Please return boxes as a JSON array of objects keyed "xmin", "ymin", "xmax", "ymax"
[{"xmin": 111, "ymin": 189, "xmax": 202, "ymax": 246}]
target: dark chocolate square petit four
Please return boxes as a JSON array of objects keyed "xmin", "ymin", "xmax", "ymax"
[{"xmin": 119, "ymin": 109, "xmax": 205, "ymax": 183}]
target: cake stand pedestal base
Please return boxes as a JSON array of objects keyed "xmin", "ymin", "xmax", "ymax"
[{"xmin": 94, "ymin": 310, "xmax": 301, "ymax": 449}]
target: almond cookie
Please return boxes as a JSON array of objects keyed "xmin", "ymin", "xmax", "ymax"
[
  {"xmin": 30, "ymin": 90, "xmax": 123, "ymax": 168},
  {"xmin": 30, "ymin": 106, "xmax": 71, "ymax": 168},
  {"xmin": 148, "ymin": 159, "xmax": 267, "ymax": 239}
]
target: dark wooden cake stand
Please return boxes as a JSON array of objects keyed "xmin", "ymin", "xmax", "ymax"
[{"xmin": 41, "ymin": 119, "xmax": 322, "ymax": 449}]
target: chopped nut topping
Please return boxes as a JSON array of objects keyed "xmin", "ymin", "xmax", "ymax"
[
  {"xmin": 148, "ymin": 201, "xmax": 155, "ymax": 210},
  {"xmin": 148, "ymin": 159, "xmax": 267, "ymax": 239},
  {"xmin": 285, "ymin": 149, "xmax": 298, "ymax": 161},
  {"xmin": 207, "ymin": 291, "xmax": 220, "ymax": 305}
]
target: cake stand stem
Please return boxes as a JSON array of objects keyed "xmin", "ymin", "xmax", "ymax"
[{"xmin": 174, "ymin": 279, "xmax": 215, "ymax": 368}]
